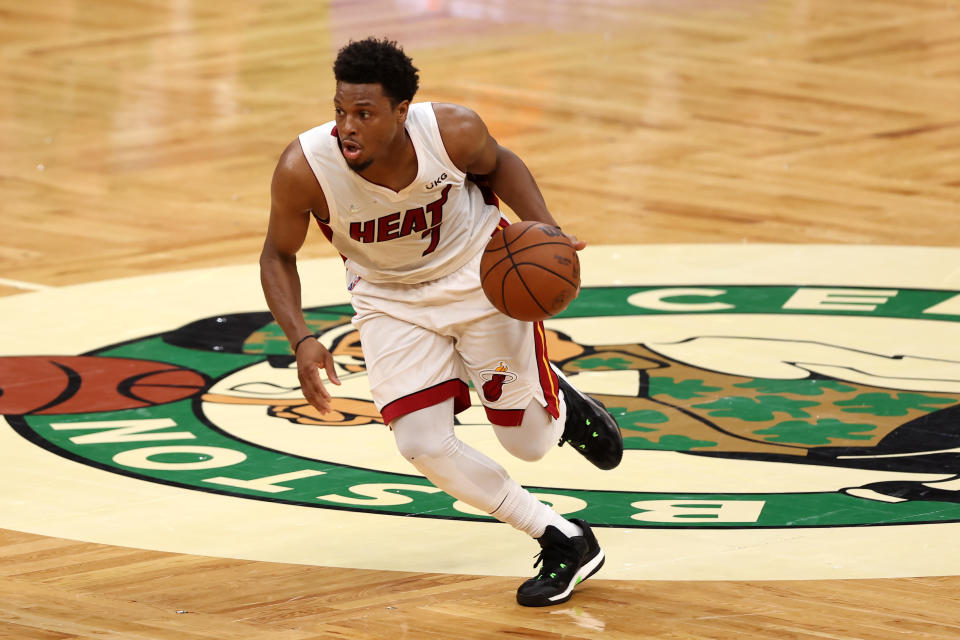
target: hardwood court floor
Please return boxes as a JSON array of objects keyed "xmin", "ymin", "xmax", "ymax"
[
  {"xmin": 3, "ymin": 1, "xmax": 960, "ymax": 638},
  {"xmin": 3, "ymin": 525, "xmax": 959, "ymax": 639}
]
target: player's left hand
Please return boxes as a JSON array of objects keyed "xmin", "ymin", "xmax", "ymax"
[{"xmin": 296, "ymin": 338, "xmax": 342, "ymax": 414}]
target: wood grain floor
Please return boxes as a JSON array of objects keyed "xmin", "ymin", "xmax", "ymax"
[
  {"xmin": 3, "ymin": 525, "xmax": 960, "ymax": 639},
  {"xmin": 3, "ymin": 1, "xmax": 960, "ymax": 637}
]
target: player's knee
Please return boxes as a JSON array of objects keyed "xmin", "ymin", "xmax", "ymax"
[
  {"xmin": 494, "ymin": 402, "xmax": 557, "ymax": 461},
  {"xmin": 390, "ymin": 400, "xmax": 458, "ymax": 461},
  {"xmin": 395, "ymin": 434, "xmax": 434, "ymax": 461},
  {"xmin": 510, "ymin": 440, "xmax": 552, "ymax": 462},
  {"xmin": 513, "ymin": 447, "xmax": 548, "ymax": 463},
  {"xmin": 496, "ymin": 433, "xmax": 549, "ymax": 461},
  {"xmin": 495, "ymin": 428, "xmax": 552, "ymax": 462},
  {"xmin": 393, "ymin": 425, "xmax": 457, "ymax": 463}
]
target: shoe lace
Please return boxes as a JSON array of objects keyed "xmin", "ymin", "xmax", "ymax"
[{"xmin": 531, "ymin": 542, "xmax": 575, "ymax": 581}]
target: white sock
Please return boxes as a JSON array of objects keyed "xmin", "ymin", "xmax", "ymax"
[{"xmin": 490, "ymin": 479, "xmax": 583, "ymax": 539}]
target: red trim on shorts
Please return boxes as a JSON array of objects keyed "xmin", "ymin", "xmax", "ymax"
[
  {"xmin": 484, "ymin": 407, "xmax": 525, "ymax": 427},
  {"xmin": 534, "ymin": 321, "xmax": 561, "ymax": 419},
  {"xmin": 380, "ymin": 379, "xmax": 471, "ymax": 425}
]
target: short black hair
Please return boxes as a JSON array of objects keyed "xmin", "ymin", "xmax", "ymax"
[{"xmin": 333, "ymin": 37, "xmax": 419, "ymax": 105}]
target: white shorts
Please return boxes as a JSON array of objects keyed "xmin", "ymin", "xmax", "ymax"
[{"xmin": 349, "ymin": 249, "xmax": 561, "ymax": 427}]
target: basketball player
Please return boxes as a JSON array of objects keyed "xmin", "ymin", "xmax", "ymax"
[{"xmin": 259, "ymin": 37, "xmax": 623, "ymax": 606}]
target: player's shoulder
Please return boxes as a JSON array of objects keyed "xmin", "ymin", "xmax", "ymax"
[
  {"xmin": 271, "ymin": 137, "xmax": 325, "ymax": 206},
  {"xmin": 429, "ymin": 103, "xmax": 490, "ymax": 168},
  {"xmin": 274, "ymin": 138, "xmax": 314, "ymax": 181},
  {"xmin": 430, "ymin": 102, "xmax": 485, "ymax": 133}
]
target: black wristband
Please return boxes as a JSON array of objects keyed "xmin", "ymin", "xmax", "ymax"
[{"xmin": 293, "ymin": 333, "xmax": 317, "ymax": 353}]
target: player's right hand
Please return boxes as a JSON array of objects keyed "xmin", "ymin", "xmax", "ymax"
[
  {"xmin": 296, "ymin": 338, "xmax": 342, "ymax": 414},
  {"xmin": 562, "ymin": 231, "xmax": 586, "ymax": 251}
]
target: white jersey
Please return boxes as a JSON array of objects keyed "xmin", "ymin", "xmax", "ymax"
[{"xmin": 298, "ymin": 102, "xmax": 502, "ymax": 284}]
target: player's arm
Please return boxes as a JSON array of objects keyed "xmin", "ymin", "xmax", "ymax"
[
  {"xmin": 433, "ymin": 103, "xmax": 585, "ymax": 250},
  {"xmin": 259, "ymin": 139, "xmax": 340, "ymax": 413}
]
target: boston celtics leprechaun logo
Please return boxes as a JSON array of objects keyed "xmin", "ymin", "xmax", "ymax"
[{"xmin": 7, "ymin": 284, "xmax": 960, "ymax": 528}]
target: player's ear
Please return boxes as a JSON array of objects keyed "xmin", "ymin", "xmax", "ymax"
[{"xmin": 395, "ymin": 100, "xmax": 410, "ymax": 123}]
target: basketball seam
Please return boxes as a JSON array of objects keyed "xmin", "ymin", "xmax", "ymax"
[
  {"xmin": 505, "ymin": 246, "xmax": 549, "ymax": 317},
  {"xmin": 29, "ymin": 360, "xmax": 83, "ymax": 415},
  {"xmin": 502, "ymin": 221, "xmax": 540, "ymax": 247},
  {"xmin": 118, "ymin": 368, "xmax": 209, "ymax": 405},
  {"xmin": 482, "ymin": 221, "xmax": 578, "ymax": 320},
  {"xmin": 510, "ymin": 262, "xmax": 580, "ymax": 288}
]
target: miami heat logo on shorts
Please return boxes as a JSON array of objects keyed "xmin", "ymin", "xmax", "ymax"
[{"xmin": 479, "ymin": 361, "xmax": 518, "ymax": 401}]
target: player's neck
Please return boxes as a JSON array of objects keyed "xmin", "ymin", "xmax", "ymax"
[{"xmin": 355, "ymin": 130, "xmax": 417, "ymax": 193}]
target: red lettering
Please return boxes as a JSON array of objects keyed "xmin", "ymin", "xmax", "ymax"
[
  {"xmin": 420, "ymin": 184, "xmax": 451, "ymax": 255},
  {"xmin": 349, "ymin": 219, "xmax": 375, "ymax": 243},
  {"xmin": 377, "ymin": 212, "xmax": 401, "ymax": 241},
  {"xmin": 425, "ymin": 184, "xmax": 451, "ymax": 226},
  {"xmin": 350, "ymin": 184, "xmax": 451, "ymax": 251},
  {"xmin": 400, "ymin": 207, "xmax": 427, "ymax": 236},
  {"xmin": 421, "ymin": 226, "xmax": 441, "ymax": 256}
]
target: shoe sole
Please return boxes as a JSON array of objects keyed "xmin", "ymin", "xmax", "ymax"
[{"xmin": 516, "ymin": 549, "xmax": 606, "ymax": 607}]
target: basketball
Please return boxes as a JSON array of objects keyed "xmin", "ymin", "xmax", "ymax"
[
  {"xmin": 0, "ymin": 356, "xmax": 208, "ymax": 415},
  {"xmin": 480, "ymin": 221, "xmax": 581, "ymax": 322}
]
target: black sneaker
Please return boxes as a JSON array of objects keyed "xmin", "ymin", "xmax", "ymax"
[
  {"xmin": 516, "ymin": 518, "xmax": 605, "ymax": 607},
  {"xmin": 554, "ymin": 366, "xmax": 623, "ymax": 470}
]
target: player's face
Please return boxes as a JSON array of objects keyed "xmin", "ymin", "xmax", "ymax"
[{"xmin": 333, "ymin": 82, "xmax": 407, "ymax": 173}]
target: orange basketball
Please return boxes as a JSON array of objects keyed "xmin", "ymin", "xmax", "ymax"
[
  {"xmin": 480, "ymin": 221, "xmax": 580, "ymax": 322},
  {"xmin": 0, "ymin": 356, "xmax": 208, "ymax": 415}
]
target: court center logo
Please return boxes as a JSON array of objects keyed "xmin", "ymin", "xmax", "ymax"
[{"xmin": 7, "ymin": 282, "xmax": 960, "ymax": 529}]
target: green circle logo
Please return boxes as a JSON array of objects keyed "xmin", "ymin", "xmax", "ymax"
[{"xmin": 10, "ymin": 282, "xmax": 960, "ymax": 529}]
